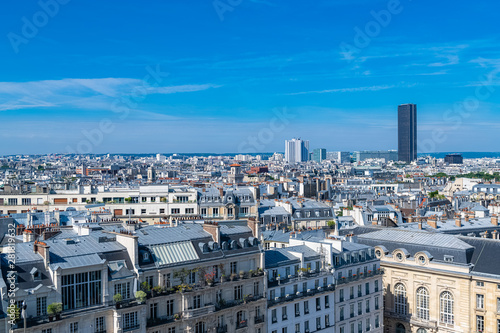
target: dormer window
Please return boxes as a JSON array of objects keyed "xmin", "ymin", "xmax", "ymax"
[
  {"xmin": 143, "ymin": 252, "xmax": 150, "ymax": 262},
  {"xmin": 30, "ymin": 267, "xmax": 41, "ymax": 281}
]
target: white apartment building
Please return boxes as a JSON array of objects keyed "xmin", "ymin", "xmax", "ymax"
[{"xmin": 264, "ymin": 232, "xmax": 384, "ymax": 333}]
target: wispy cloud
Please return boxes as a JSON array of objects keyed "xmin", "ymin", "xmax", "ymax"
[
  {"xmin": 285, "ymin": 83, "xmax": 419, "ymax": 95},
  {"xmin": 0, "ymin": 78, "xmax": 220, "ymax": 111}
]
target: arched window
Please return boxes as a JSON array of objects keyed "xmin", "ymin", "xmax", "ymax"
[
  {"xmin": 394, "ymin": 283, "xmax": 407, "ymax": 315},
  {"xmin": 194, "ymin": 322, "xmax": 205, "ymax": 333},
  {"xmin": 396, "ymin": 323, "xmax": 406, "ymax": 333},
  {"xmin": 416, "ymin": 287, "xmax": 429, "ymax": 320},
  {"xmin": 440, "ymin": 291, "xmax": 454, "ymax": 325}
]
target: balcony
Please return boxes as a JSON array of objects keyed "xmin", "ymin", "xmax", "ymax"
[
  {"xmin": 267, "ymin": 285, "xmax": 335, "ymax": 307},
  {"xmin": 268, "ymin": 269, "xmax": 331, "ymax": 287},
  {"xmin": 336, "ymin": 269, "xmax": 383, "ymax": 285},
  {"xmin": 216, "ymin": 295, "xmax": 265, "ymax": 311},
  {"xmin": 254, "ymin": 315, "xmax": 265, "ymax": 324},
  {"xmin": 147, "ymin": 315, "xmax": 178, "ymax": 328},
  {"xmin": 217, "ymin": 325, "xmax": 228, "ymax": 333},
  {"xmin": 236, "ymin": 320, "xmax": 248, "ymax": 329},
  {"xmin": 182, "ymin": 304, "xmax": 215, "ymax": 319}
]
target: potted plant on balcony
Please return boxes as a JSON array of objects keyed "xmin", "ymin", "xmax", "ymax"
[
  {"xmin": 249, "ymin": 269, "xmax": 254, "ymax": 277},
  {"xmin": 230, "ymin": 273, "xmax": 237, "ymax": 281},
  {"xmin": 239, "ymin": 270, "xmax": 245, "ymax": 279},
  {"xmin": 152, "ymin": 285, "xmax": 163, "ymax": 297},
  {"xmin": 243, "ymin": 294, "xmax": 251, "ymax": 304},
  {"xmin": 135, "ymin": 290, "xmax": 147, "ymax": 304},
  {"xmin": 140, "ymin": 281, "xmax": 151, "ymax": 293},
  {"xmin": 220, "ymin": 274, "xmax": 227, "ymax": 283},
  {"xmin": 6, "ymin": 304, "xmax": 20, "ymax": 325},
  {"xmin": 47, "ymin": 302, "xmax": 62, "ymax": 321},
  {"xmin": 113, "ymin": 293, "xmax": 123, "ymax": 309}
]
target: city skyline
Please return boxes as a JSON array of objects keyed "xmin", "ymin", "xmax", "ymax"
[{"xmin": 1, "ymin": 1, "xmax": 499, "ymax": 155}]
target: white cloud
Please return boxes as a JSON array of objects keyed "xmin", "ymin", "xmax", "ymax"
[{"xmin": 0, "ymin": 78, "xmax": 220, "ymax": 111}]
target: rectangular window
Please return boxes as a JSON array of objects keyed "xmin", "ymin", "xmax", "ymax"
[
  {"xmin": 254, "ymin": 281, "xmax": 260, "ymax": 296},
  {"xmin": 234, "ymin": 285, "xmax": 243, "ymax": 300},
  {"xmin": 123, "ymin": 312, "xmax": 138, "ymax": 330},
  {"xmin": 193, "ymin": 295, "xmax": 201, "ymax": 309},
  {"xmin": 166, "ymin": 299, "xmax": 174, "ymax": 316},
  {"xmin": 477, "ymin": 294, "xmax": 484, "ymax": 309},
  {"xmin": 95, "ymin": 317, "xmax": 105, "ymax": 333},
  {"xmin": 497, "ymin": 298, "xmax": 500, "ymax": 313},
  {"xmin": 358, "ymin": 321, "xmax": 363, "ymax": 333},
  {"xmin": 69, "ymin": 322, "xmax": 78, "ymax": 333},
  {"xmin": 282, "ymin": 306, "xmax": 288, "ymax": 320},
  {"xmin": 61, "ymin": 270, "xmax": 102, "ymax": 310},
  {"xmin": 366, "ymin": 299, "xmax": 370, "ymax": 313},
  {"xmin": 340, "ymin": 289, "xmax": 344, "ymax": 302},
  {"xmin": 365, "ymin": 318, "xmax": 370, "ymax": 332},
  {"xmin": 375, "ymin": 315, "xmax": 380, "ymax": 328},
  {"xmin": 316, "ymin": 317, "xmax": 321, "ymax": 330},
  {"xmin": 304, "ymin": 300, "xmax": 309, "ymax": 314},
  {"xmin": 476, "ymin": 281, "xmax": 484, "ymax": 287},
  {"xmin": 36, "ymin": 296, "xmax": 47, "ymax": 316},
  {"xmin": 350, "ymin": 304, "xmax": 354, "ymax": 318},
  {"xmin": 358, "ymin": 285, "xmax": 362, "ymax": 297},
  {"xmin": 340, "ymin": 306, "xmax": 344, "ymax": 321},
  {"xmin": 316, "ymin": 297, "xmax": 321, "ymax": 311},
  {"xmin": 230, "ymin": 262, "xmax": 238, "ymax": 274},
  {"xmin": 375, "ymin": 280, "xmax": 379, "ymax": 292},
  {"xmin": 325, "ymin": 314, "xmax": 330, "ymax": 327},
  {"xmin": 325, "ymin": 295, "xmax": 329, "ymax": 308},
  {"xmin": 168, "ymin": 328, "xmax": 176, "ymax": 333},
  {"xmin": 295, "ymin": 323, "xmax": 300, "ymax": 333},
  {"xmin": 365, "ymin": 282, "xmax": 369, "ymax": 295},
  {"xmin": 375, "ymin": 296, "xmax": 379, "ymax": 310},
  {"xmin": 350, "ymin": 286, "xmax": 354, "ymax": 299},
  {"xmin": 272, "ymin": 309, "xmax": 277, "ymax": 323},
  {"xmin": 477, "ymin": 315, "xmax": 484, "ymax": 332},
  {"xmin": 358, "ymin": 301, "xmax": 362, "ymax": 315},
  {"xmin": 295, "ymin": 303, "xmax": 300, "ymax": 316},
  {"xmin": 42, "ymin": 330, "xmax": 52, "ymax": 333}
]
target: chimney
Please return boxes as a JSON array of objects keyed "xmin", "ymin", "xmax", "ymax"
[
  {"xmin": 465, "ymin": 215, "xmax": 470, "ymax": 223},
  {"xmin": 23, "ymin": 230, "xmax": 35, "ymax": 243},
  {"xmin": 418, "ymin": 221, "xmax": 423, "ymax": 230},
  {"xmin": 219, "ymin": 187, "xmax": 224, "ymax": 198},
  {"xmin": 247, "ymin": 218, "xmax": 261, "ymax": 239},
  {"xmin": 408, "ymin": 216, "xmax": 414, "ymax": 224},
  {"xmin": 33, "ymin": 240, "xmax": 50, "ymax": 268},
  {"xmin": 492, "ymin": 230, "xmax": 499, "ymax": 240},
  {"xmin": 427, "ymin": 217, "xmax": 437, "ymax": 229},
  {"xmin": 203, "ymin": 221, "xmax": 221, "ymax": 243},
  {"xmin": 492, "ymin": 214, "xmax": 498, "ymax": 226},
  {"xmin": 455, "ymin": 215, "xmax": 462, "ymax": 227},
  {"xmin": 372, "ymin": 219, "xmax": 378, "ymax": 226}
]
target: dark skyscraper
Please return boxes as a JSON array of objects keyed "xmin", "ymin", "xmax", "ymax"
[{"xmin": 398, "ymin": 104, "xmax": 417, "ymax": 163}]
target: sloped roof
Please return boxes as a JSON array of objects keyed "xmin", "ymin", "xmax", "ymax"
[{"xmin": 149, "ymin": 241, "xmax": 199, "ymax": 267}]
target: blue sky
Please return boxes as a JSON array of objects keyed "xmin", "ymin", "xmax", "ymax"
[{"xmin": 0, "ymin": 0, "xmax": 499, "ymax": 155}]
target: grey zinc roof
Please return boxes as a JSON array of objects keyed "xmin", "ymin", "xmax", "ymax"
[
  {"xmin": 50, "ymin": 253, "xmax": 105, "ymax": 270},
  {"xmin": 149, "ymin": 241, "xmax": 199, "ymax": 267},
  {"xmin": 358, "ymin": 229, "xmax": 473, "ymax": 250},
  {"xmin": 136, "ymin": 224, "xmax": 210, "ymax": 246}
]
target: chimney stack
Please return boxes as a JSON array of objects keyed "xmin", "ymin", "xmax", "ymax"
[
  {"xmin": 492, "ymin": 214, "xmax": 498, "ymax": 226},
  {"xmin": 23, "ymin": 230, "xmax": 35, "ymax": 243},
  {"xmin": 465, "ymin": 215, "xmax": 470, "ymax": 223},
  {"xmin": 247, "ymin": 217, "xmax": 261, "ymax": 239},
  {"xmin": 455, "ymin": 215, "xmax": 462, "ymax": 228},
  {"xmin": 33, "ymin": 240, "xmax": 50, "ymax": 269},
  {"xmin": 418, "ymin": 221, "xmax": 423, "ymax": 230},
  {"xmin": 203, "ymin": 221, "xmax": 221, "ymax": 243}
]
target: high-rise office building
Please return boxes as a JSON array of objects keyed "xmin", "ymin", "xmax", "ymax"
[
  {"xmin": 398, "ymin": 103, "xmax": 417, "ymax": 163},
  {"xmin": 285, "ymin": 138, "xmax": 309, "ymax": 163},
  {"xmin": 312, "ymin": 148, "xmax": 327, "ymax": 163}
]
